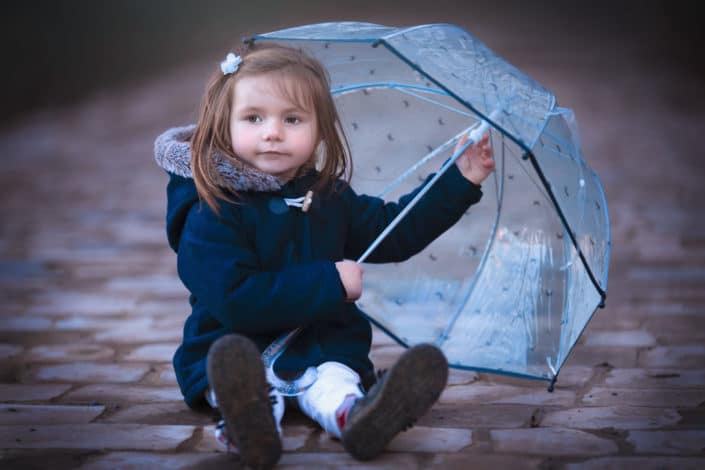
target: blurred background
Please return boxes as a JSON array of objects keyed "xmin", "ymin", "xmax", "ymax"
[{"xmin": 3, "ymin": 0, "xmax": 702, "ymax": 127}]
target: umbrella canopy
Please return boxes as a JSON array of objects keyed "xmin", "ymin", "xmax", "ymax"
[{"xmin": 252, "ymin": 22, "xmax": 610, "ymax": 388}]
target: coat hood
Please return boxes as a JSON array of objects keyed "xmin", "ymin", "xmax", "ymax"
[
  {"xmin": 153, "ymin": 125, "xmax": 282, "ymax": 193},
  {"xmin": 155, "ymin": 125, "xmax": 283, "ymax": 252}
]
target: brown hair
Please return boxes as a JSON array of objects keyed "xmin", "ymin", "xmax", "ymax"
[{"xmin": 191, "ymin": 42, "xmax": 352, "ymax": 212}]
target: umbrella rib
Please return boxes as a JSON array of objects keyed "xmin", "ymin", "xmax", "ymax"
[
  {"xmin": 502, "ymin": 142, "xmax": 552, "ymax": 203},
  {"xmin": 377, "ymin": 122, "xmax": 481, "ymax": 198},
  {"xmin": 525, "ymin": 152, "xmax": 607, "ymax": 302},
  {"xmin": 435, "ymin": 132, "xmax": 506, "ymax": 349},
  {"xmin": 357, "ymin": 111, "xmax": 500, "ymax": 264},
  {"xmin": 393, "ymin": 87, "xmax": 479, "ymax": 119}
]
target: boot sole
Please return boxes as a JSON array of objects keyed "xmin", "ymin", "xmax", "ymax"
[
  {"xmin": 206, "ymin": 334, "xmax": 282, "ymax": 470},
  {"xmin": 342, "ymin": 343, "xmax": 448, "ymax": 460}
]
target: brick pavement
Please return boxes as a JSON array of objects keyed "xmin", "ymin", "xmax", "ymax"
[{"xmin": 1, "ymin": 18, "xmax": 704, "ymax": 470}]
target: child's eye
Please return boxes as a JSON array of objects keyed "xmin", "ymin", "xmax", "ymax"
[
  {"xmin": 245, "ymin": 115, "xmax": 261, "ymax": 123},
  {"xmin": 285, "ymin": 116, "xmax": 301, "ymax": 124}
]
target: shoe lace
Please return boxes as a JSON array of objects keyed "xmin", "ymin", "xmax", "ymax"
[
  {"xmin": 376, "ymin": 368, "xmax": 388, "ymax": 381},
  {"xmin": 268, "ymin": 383, "xmax": 279, "ymax": 406}
]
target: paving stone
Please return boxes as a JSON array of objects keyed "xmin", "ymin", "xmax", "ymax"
[
  {"xmin": 627, "ymin": 283, "xmax": 705, "ymax": 303},
  {"xmin": 0, "ymin": 449, "xmax": 98, "ymax": 469},
  {"xmin": 643, "ymin": 315, "xmax": 705, "ymax": 339},
  {"xmin": 582, "ymin": 386, "xmax": 705, "ymax": 407},
  {"xmin": 104, "ymin": 275, "xmax": 188, "ymax": 297},
  {"xmin": 541, "ymin": 406, "xmax": 681, "ymax": 430},
  {"xmin": 553, "ymin": 366, "xmax": 594, "ymax": 388},
  {"xmin": 31, "ymin": 362, "xmax": 149, "ymax": 383},
  {"xmin": 133, "ymin": 299, "xmax": 189, "ymax": 316},
  {"xmin": 152, "ymin": 314, "xmax": 189, "ymax": 330},
  {"xmin": 448, "ymin": 368, "xmax": 480, "ymax": 386},
  {"xmin": 93, "ymin": 321, "xmax": 182, "ymax": 343},
  {"xmin": 0, "ymin": 260, "xmax": 52, "ymax": 287},
  {"xmin": 0, "ymin": 316, "xmax": 53, "ymax": 332},
  {"xmin": 0, "ymin": 423, "xmax": 194, "ymax": 450},
  {"xmin": 587, "ymin": 310, "xmax": 641, "ymax": 330},
  {"xmin": 122, "ymin": 344, "xmax": 176, "ymax": 362},
  {"xmin": 0, "ymin": 404, "xmax": 105, "ymax": 424},
  {"xmin": 27, "ymin": 344, "xmax": 114, "ymax": 362},
  {"xmin": 565, "ymin": 457, "xmax": 705, "ymax": 470},
  {"xmin": 429, "ymin": 404, "xmax": 532, "ymax": 429},
  {"xmin": 628, "ymin": 266, "xmax": 705, "ymax": 282},
  {"xmin": 277, "ymin": 452, "xmax": 422, "ymax": 468},
  {"xmin": 196, "ymin": 424, "xmax": 309, "ymax": 452},
  {"xmin": 157, "ymin": 366, "xmax": 177, "ymax": 385},
  {"xmin": 490, "ymin": 428, "xmax": 618, "ymax": 456},
  {"xmin": 428, "ymin": 454, "xmax": 542, "ymax": 469},
  {"xmin": 0, "ymin": 384, "xmax": 71, "ymax": 402},
  {"xmin": 639, "ymin": 345, "xmax": 705, "ymax": 368},
  {"xmin": 77, "ymin": 452, "xmax": 232, "ymax": 470},
  {"xmin": 28, "ymin": 292, "xmax": 137, "ymax": 316},
  {"xmin": 440, "ymin": 383, "xmax": 575, "ymax": 406},
  {"xmin": 109, "ymin": 221, "xmax": 165, "ymax": 245},
  {"xmin": 604, "ymin": 368, "xmax": 705, "ymax": 388},
  {"xmin": 102, "ymin": 402, "xmax": 209, "ymax": 425},
  {"xmin": 64, "ymin": 384, "xmax": 183, "ymax": 403},
  {"xmin": 627, "ymin": 430, "xmax": 705, "ymax": 454},
  {"xmin": 53, "ymin": 316, "xmax": 135, "ymax": 331},
  {"xmin": 386, "ymin": 426, "xmax": 472, "ymax": 453},
  {"xmin": 634, "ymin": 302, "xmax": 705, "ymax": 316},
  {"xmin": 0, "ymin": 343, "xmax": 23, "ymax": 360},
  {"xmin": 563, "ymin": 346, "xmax": 639, "ymax": 368},
  {"xmin": 635, "ymin": 233, "xmax": 691, "ymax": 263},
  {"xmin": 584, "ymin": 330, "xmax": 656, "ymax": 347},
  {"xmin": 311, "ymin": 425, "xmax": 472, "ymax": 455},
  {"xmin": 71, "ymin": 261, "xmax": 161, "ymax": 283}
]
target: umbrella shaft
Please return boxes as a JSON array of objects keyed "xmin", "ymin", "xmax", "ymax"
[{"xmin": 357, "ymin": 112, "xmax": 497, "ymax": 264}]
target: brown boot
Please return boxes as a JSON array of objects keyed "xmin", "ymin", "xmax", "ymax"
[
  {"xmin": 207, "ymin": 334, "xmax": 282, "ymax": 470},
  {"xmin": 341, "ymin": 343, "xmax": 448, "ymax": 460}
]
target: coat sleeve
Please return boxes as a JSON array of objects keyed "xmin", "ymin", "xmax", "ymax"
[
  {"xmin": 343, "ymin": 163, "xmax": 483, "ymax": 262},
  {"xmin": 176, "ymin": 204, "xmax": 345, "ymax": 335}
]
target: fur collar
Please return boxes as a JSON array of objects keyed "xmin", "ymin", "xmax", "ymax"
[{"xmin": 153, "ymin": 125, "xmax": 282, "ymax": 192}]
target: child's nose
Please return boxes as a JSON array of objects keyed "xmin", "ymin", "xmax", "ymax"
[{"xmin": 263, "ymin": 120, "xmax": 283, "ymax": 141}]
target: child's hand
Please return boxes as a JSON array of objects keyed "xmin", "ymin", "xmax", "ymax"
[
  {"xmin": 455, "ymin": 132, "xmax": 495, "ymax": 185},
  {"xmin": 335, "ymin": 260, "xmax": 364, "ymax": 302}
]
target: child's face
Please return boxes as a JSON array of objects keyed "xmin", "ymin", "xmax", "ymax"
[{"xmin": 230, "ymin": 73, "xmax": 319, "ymax": 182}]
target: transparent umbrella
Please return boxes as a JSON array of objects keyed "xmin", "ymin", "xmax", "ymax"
[{"xmin": 252, "ymin": 22, "xmax": 610, "ymax": 393}]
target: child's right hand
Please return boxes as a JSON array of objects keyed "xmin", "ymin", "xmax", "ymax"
[{"xmin": 335, "ymin": 260, "xmax": 364, "ymax": 302}]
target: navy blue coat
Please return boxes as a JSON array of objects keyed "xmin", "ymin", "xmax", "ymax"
[{"xmin": 165, "ymin": 165, "xmax": 482, "ymax": 408}]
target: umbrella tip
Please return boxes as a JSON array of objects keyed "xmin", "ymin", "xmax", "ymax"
[{"xmin": 547, "ymin": 374, "xmax": 558, "ymax": 393}]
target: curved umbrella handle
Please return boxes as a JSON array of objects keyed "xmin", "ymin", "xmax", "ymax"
[{"xmin": 262, "ymin": 327, "xmax": 318, "ymax": 396}]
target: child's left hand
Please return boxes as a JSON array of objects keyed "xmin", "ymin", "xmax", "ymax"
[{"xmin": 455, "ymin": 132, "xmax": 495, "ymax": 185}]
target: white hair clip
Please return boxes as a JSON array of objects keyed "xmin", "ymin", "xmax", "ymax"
[{"xmin": 220, "ymin": 53, "xmax": 243, "ymax": 75}]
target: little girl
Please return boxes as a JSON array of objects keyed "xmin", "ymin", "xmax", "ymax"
[{"xmin": 155, "ymin": 42, "xmax": 494, "ymax": 469}]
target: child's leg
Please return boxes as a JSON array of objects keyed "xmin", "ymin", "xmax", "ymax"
[
  {"xmin": 296, "ymin": 361, "xmax": 364, "ymax": 438},
  {"xmin": 341, "ymin": 344, "xmax": 448, "ymax": 461},
  {"xmin": 206, "ymin": 334, "xmax": 282, "ymax": 470}
]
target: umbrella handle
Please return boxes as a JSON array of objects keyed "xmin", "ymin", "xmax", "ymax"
[{"xmin": 262, "ymin": 327, "xmax": 318, "ymax": 396}]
